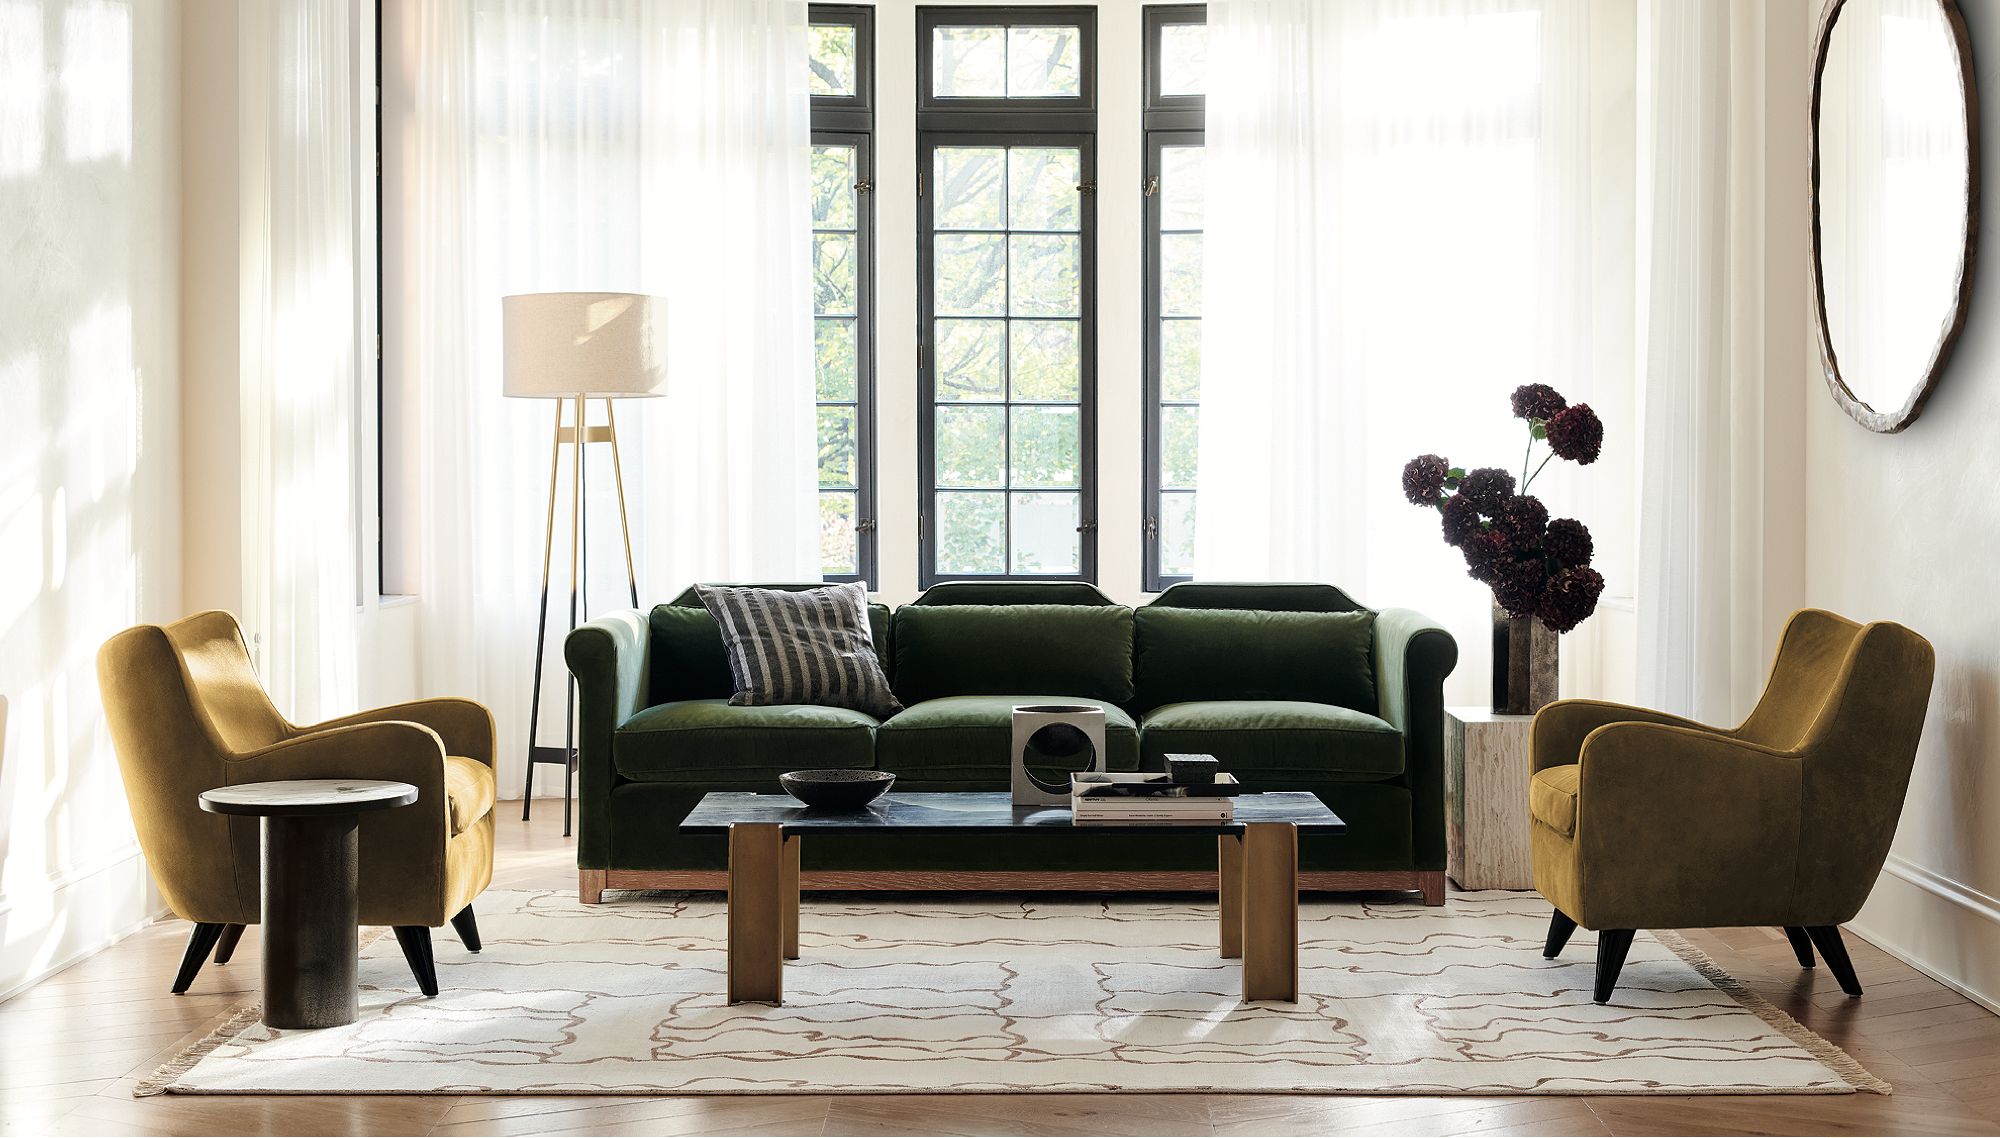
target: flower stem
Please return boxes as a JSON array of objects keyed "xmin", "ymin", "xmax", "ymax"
[
  {"xmin": 1524, "ymin": 450, "xmax": 1555, "ymax": 493},
  {"xmin": 1521, "ymin": 433, "xmax": 1534, "ymax": 488}
]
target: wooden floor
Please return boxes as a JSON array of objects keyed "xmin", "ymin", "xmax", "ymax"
[{"xmin": 4, "ymin": 804, "xmax": 1998, "ymax": 1138}]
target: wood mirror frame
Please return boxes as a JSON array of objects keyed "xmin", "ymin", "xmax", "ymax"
[{"xmin": 1810, "ymin": 0, "xmax": 1980, "ymax": 433}]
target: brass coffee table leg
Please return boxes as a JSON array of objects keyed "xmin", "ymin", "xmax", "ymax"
[
  {"xmin": 1240, "ymin": 822, "xmax": 1299, "ymax": 1002},
  {"xmin": 1218, "ymin": 834, "xmax": 1243, "ymax": 959},
  {"xmin": 727, "ymin": 823, "xmax": 785, "ymax": 1005},
  {"xmin": 782, "ymin": 834, "xmax": 801, "ymax": 960}
]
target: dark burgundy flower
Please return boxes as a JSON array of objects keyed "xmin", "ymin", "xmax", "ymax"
[
  {"xmin": 1493, "ymin": 556, "xmax": 1547, "ymax": 619},
  {"xmin": 1496, "ymin": 494, "xmax": 1549, "ymax": 546},
  {"xmin": 1544, "ymin": 518, "xmax": 1594, "ymax": 569},
  {"xmin": 1461, "ymin": 529, "xmax": 1512, "ymax": 586},
  {"xmin": 1546, "ymin": 404, "xmax": 1603, "ymax": 464},
  {"xmin": 1402, "ymin": 454, "xmax": 1450, "ymax": 506},
  {"xmin": 1440, "ymin": 494, "xmax": 1483, "ymax": 547},
  {"xmin": 1511, "ymin": 383, "xmax": 1567, "ymax": 422},
  {"xmin": 1538, "ymin": 566, "xmax": 1606, "ymax": 633},
  {"xmin": 1458, "ymin": 467, "xmax": 1516, "ymax": 513}
]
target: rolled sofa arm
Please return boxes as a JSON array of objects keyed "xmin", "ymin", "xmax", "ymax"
[
  {"xmin": 1530, "ymin": 698, "xmax": 1718, "ymax": 773},
  {"xmin": 1372, "ymin": 608, "xmax": 1459, "ymax": 871},
  {"xmin": 565, "ymin": 609, "xmax": 652, "ymax": 869}
]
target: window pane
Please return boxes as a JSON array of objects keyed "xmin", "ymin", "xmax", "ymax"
[
  {"xmin": 1010, "ymin": 234, "xmax": 1080, "ymax": 317},
  {"xmin": 811, "ymin": 145, "xmax": 856, "ymax": 228},
  {"xmin": 1159, "ymin": 23, "xmax": 1208, "ymax": 97},
  {"xmin": 935, "ymin": 404, "xmax": 1006, "ymax": 487},
  {"xmin": 936, "ymin": 319, "xmax": 1005, "ymax": 401},
  {"xmin": 815, "ymin": 318, "xmax": 857, "ymax": 401},
  {"xmin": 1010, "ymin": 320, "xmax": 1080, "ymax": 402},
  {"xmin": 1008, "ymin": 26, "xmax": 1081, "ymax": 97},
  {"xmin": 818, "ymin": 405, "xmax": 856, "ymax": 488},
  {"xmin": 934, "ymin": 146, "xmax": 1005, "ymax": 230},
  {"xmin": 1160, "ymin": 319, "xmax": 1201, "ymax": 402},
  {"xmin": 1159, "ymin": 491, "xmax": 1196, "ymax": 576},
  {"xmin": 1160, "ymin": 145, "xmax": 1204, "ymax": 230},
  {"xmin": 820, "ymin": 491, "xmax": 858, "ymax": 574},
  {"xmin": 1011, "ymin": 492, "xmax": 1080, "ymax": 573},
  {"xmin": 933, "ymin": 26, "xmax": 1005, "ymax": 98},
  {"xmin": 1161, "ymin": 405, "xmax": 1199, "ymax": 489},
  {"xmin": 814, "ymin": 231, "xmax": 857, "ymax": 315},
  {"xmin": 1008, "ymin": 147, "xmax": 1079, "ymax": 231},
  {"xmin": 1011, "ymin": 405, "xmax": 1080, "ymax": 489},
  {"xmin": 1160, "ymin": 232, "xmax": 1202, "ymax": 318},
  {"xmin": 810, "ymin": 24, "xmax": 857, "ymax": 97},
  {"xmin": 935, "ymin": 233, "xmax": 1007, "ymax": 316},
  {"xmin": 938, "ymin": 491, "xmax": 1006, "ymax": 574}
]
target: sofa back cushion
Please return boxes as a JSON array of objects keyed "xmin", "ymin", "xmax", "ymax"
[
  {"xmin": 650, "ymin": 600, "xmax": 891, "ymax": 706},
  {"xmin": 1133, "ymin": 607, "xmax": 1376, "ymax": 713},
  {"xmin": 891, "ymin": 604, "xmax": 1134, "ymax": 706}
]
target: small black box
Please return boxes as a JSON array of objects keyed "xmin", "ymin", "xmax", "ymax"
[{"xmin": 1164, "ymin": 753, "xmax": 1219, "ymax": 785}]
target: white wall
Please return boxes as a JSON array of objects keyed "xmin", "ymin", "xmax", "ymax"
[
  {"xmin": 1806, "ymin": 0, "xmax": 2000, "ymax": 1013},
  {"xmin": 0, "ymin": 0, "xmax": 180, "ymax": 1000}
]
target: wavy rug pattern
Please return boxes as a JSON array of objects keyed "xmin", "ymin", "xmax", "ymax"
[{"xmin": 145, "ymin": 888, "xmax": 1882, "ymax": 1096}]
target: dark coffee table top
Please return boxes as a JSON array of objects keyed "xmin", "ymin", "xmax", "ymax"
[
  {"xmin": 680, "ymin": 791, "xmax": 1344, "ymax": 836},
  {"xmin": 199, "ymin": 779, "xmax": 419, "ymax": 818}
]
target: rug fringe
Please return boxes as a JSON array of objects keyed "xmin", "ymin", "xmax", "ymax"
[
  {"xmin": 134, "ymin": 1002, "xmax": 263, "ymax": 1097},
  {"xmin": 1653, "ymin": 929, "xmax": 1891, "ymax": 1095}
]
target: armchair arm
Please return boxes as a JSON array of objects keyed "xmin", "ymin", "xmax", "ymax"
[
  {"xmin": 227, "ymin": 721, "xmax": 452, "ymax": 926},
  {"xmin": 565, "ymin": 609, "xmax": 652, "ymax": 869},
  {"xmin": 1571, "ymin": 722, "xmax": 1804, "ymax": 929},
  {"xmin": 302, "ymin": 698, "xmax": 496, "ymax": 768},
  {"xmin": 1531, "ymin": 698, "xmax": 1719, "ymax": 773},
  {"xmin": 1372, "ymin": 608, "xmax": 1459, "ymax": 871}
]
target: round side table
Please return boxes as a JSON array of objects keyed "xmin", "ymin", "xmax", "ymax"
[{"xmin": 199, "ymin": 779, "xmax": 418, "ymax": 1029}]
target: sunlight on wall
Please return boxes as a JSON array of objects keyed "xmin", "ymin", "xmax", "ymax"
[
  {"xmin": 60, "ymin": 0, "xmax": 129, "ymax": 165},
  {"xmin": 0, "ymin": 1, "xmax": 44, "ymax": 178}
]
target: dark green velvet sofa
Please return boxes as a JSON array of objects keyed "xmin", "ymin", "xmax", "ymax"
[{"xmin": 565, "ymin": 582, "xmax": 1457, "ymax": 903}]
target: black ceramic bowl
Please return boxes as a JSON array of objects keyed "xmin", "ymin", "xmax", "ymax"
[{"xmin": 779, "ymin": 769, "xmax": 895, "ymax": 811}]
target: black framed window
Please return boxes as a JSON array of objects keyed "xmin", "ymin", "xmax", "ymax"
[
  {"xmin": 918, "ymin": 7, "xmax": 1097, "ymax": 585},
  {"xmin": 1142, "ymin": 5, "xmax": 1205, "ymax": 590},
  {"xmin": 811, "ymin": 5, "xmax": 878, "ymax": 587}
]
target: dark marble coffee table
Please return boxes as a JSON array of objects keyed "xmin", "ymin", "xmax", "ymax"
[{"xmin": 681, "ymin": 791, "xmax": 1346, "ymax": 1005}]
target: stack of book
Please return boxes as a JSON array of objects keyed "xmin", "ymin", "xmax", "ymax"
[{"xmin": 1069, "ymin": 771, "xmax": 1241, "ymax": 826}]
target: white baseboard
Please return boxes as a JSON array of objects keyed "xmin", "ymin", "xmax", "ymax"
[
  {"xmin": 0, "ymin": 848, "xmax": 167, "ymax": 1004},
  {"xmin": 1849, "ymin": 854, "xmax": 2000, "ymax": 1017}
]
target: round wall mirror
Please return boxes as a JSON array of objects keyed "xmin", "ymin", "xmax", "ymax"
[{"xmin": 1812, "ymin": 0, "xmax": 1979, "ymax": 433}]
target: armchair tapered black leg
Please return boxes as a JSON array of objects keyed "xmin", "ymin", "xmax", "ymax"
[
  {"xmin": 1804, "ymin": 926, "xmax": 1863, "ymax": 996},
  {"xmin": 449, "ymin": 905, "xmax": 481, "ymax": 953},
  {"xmin": 1593, "ymin": 929, "xmax": 1636, "ymax": 1004},
  {"xmin": 1544, "ymin": 910, "xmax": 1578, "ymax": 959},
  {"xmin": 212, "ymin": 924, "xmax": 245, "ymax": 960},
  {"xmin": 1782, "ymin": 926, "xmax": 1816, "ymax": 969},
  {"xmin": 393, "ymin": 926, "xmax": 439, "ymax": 997},
  {"xmin": 172, "ymin": 922, "xmax": 228, "ymax": 994}
]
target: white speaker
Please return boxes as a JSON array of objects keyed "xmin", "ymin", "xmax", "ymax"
[{"xmin": 1010, "ymin": 703, "xmax": 1107, "ymax": 807}]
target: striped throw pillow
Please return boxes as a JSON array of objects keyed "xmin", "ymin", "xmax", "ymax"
[{"xmin": 694, "ymin": 583, "xmax": 902, "ymax": 719}]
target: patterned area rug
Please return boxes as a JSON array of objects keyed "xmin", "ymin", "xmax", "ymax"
[{"xmin": 144, "ymin": 888, "xmax": 1883, "ymax": 1096}]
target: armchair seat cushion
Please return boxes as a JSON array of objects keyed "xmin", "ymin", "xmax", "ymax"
[
  {"xmin": 876, "ymin": 696, "xmax": 1140, "ymax": 788},
  {"xmin": 1139, "ymin": 701, "xmax": 1402, "ymax": 783},
  {"xmin": 444, "ymin": 756, "xmax": 497, "ymax": 837},
  {"xmin": 1529, "ymin": 763, "xmax": 1579, "ymax": 838},
  {"xmin": 614, "ymin": 699, "xmax": 877, "ymax": 784}
]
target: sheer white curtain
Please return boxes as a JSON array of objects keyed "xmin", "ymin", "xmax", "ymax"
[
  {"xmin": 402, "ymin": 0, "xmax": 817, "ymax": 799},
  {"xmin": 1195, "ymin": 0, "xmax": 1612, "ymax": 702},
  {"xmin": 240, "ymin": 0, "xmax": 360, "ymax": 724}
]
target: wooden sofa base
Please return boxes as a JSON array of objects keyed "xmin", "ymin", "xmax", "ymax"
[{"xmin": 580, "ymin": 868, "xmax": 1447, "ymax": 906}]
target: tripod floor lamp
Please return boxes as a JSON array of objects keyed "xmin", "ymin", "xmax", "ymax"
[{"xmin": 503, "ymin": 292, "xmax": 667, "ymax": 837}]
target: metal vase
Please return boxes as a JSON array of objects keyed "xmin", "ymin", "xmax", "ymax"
[{"xmin": 1491, "ymin": 601, "xmax": 1559, "ymax": 715}]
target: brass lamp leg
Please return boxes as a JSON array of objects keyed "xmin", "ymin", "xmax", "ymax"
[
  {"xmin": 1240, "ymin": 822, "xmax": 1299, "ymax": 1002},
  {"xmin": 560, "ymin": 393, "xmax": 585, "ymax": 838},
  {"xmin": 728, "ymin": 824, "xmax": 786, "ymax": 1004},
  {"xmin": 521, "ymin": 401, "xmax": 567, "ymax": 816},
  {"xmin": 1219, "ymin": 834, "xmax": 1243, "ymax": 959},
  {"xmin": 604, "ymin": 399, "xmax": 640, "ymax": 607}
]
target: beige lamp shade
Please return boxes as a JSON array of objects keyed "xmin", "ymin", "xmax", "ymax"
[{"xmin": 502, "ymin": 292, "xmax": 667, "ymax": 399}]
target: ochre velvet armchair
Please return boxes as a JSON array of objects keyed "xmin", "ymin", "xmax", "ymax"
[
  {"xmin": 1529, "ymin": 609, "xmax": 1933, "ymax": 1003},
  {"xmin": 97, "ymin": 611, "xmax": 498, "ymax": 996}
]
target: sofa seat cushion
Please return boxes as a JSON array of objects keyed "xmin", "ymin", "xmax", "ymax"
[
  {"xmin": 1138, "ymin": 701, "xmax": 1403, "ymax": 784},
  {"xmin": 876, "ymin": 696, "xmax": 1140, "ymax": 789},
  {"xmin": 1530, "ymin": 763, "xmax": 1580, "ymax": 838},
  {"xmin": 613, "ymin": 699, "xmax": 877, "ymax": 784},
  {"xmin": 444, "ymin": 756, "xmax": 496, "ymax": 836}
]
